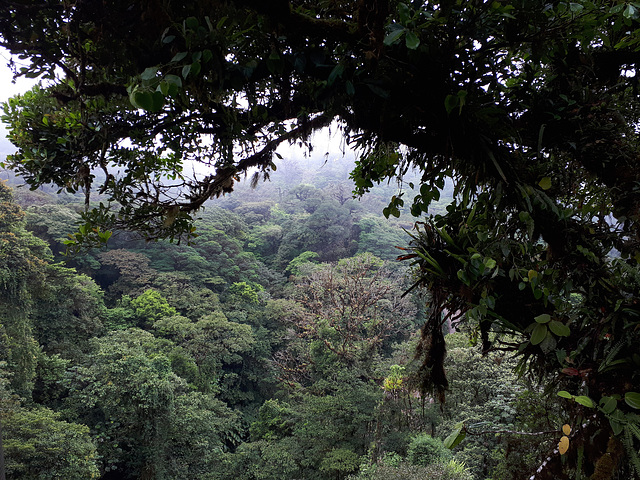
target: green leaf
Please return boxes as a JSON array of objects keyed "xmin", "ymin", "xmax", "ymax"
[
  {"xmin": 444, "ymin": 94, "xmax": 458, "ymax": 115},
  {"xmin": 165, "ymin": 74, "xmax": 182, "ymax": 87},
  {"xmin": 569, "ymin": 2, "xmax": 584, "ymax": 13},
  {"xmin": 575, "ymin": 396, "xmax": 594, "ymax": 408},
  {"xmin": 539, "ymin": 333, "xmax": 557, "ymax": 353},
  {"xmin": 149, "ymin": 91, "xmax": 165, "ymax": 112},
  {"xmin": 327, "ymin": 64, "xmax": 344, "ymax": 86},
  {"xmin": 599, "ymin": 396, "xmax": 617, "ymax": 415},
  {"xmin": 398, "ymin": 2, "xmax": 411, "ymax": 24},
  {"xmin": 558, "ymin": 391, "xmax": 573, "ymax": 399},
  {"xmin": 141, "ymin": 67, "xmax": 157, "ymax": 81},
  {"xmin": 131, "ymin": 91, "xmax": 153, "ymax": 110},
  {"xmin": 625, "ymin": 392, "xmax": 640, "ymax": 409},
  {"xmin": 171, "ymin": 52, "xmax": 188, "ymax": 63},
  {"xmin": 531, "ymin": 323, "xmax": 548, "ymax": 345},
  {"xmin": 190, "ymin": 61, "xmax": 202, "ymax": 77},
  {"xmin": 345, "ymin": 80, "xmax": 355, "ymax": 96},
  {"xmin": 457, "ymin": 270, "xmax": 470, "ymax": 286},
  {"xmin": 609, "ymin": 410, "xmax": 625, "ymax": 435},
  {"xmin": 549, "ymin": 320, "xmax": 570, "ymax": 337},
  {"xmin": 534, "ymin": 314, "xmax": 551, "ymax": 324},
  {"xmin": 443, "ymin": 422, "xmax": 466, "ymax": 449},
  {"xmin": 405, "ymin": 31, "xmax": 420, "ymax": 49},
  {"xmin": 131, "ymin": 90, "xmax": 164, "ymax": 112},
  {"xmin": 383, "ymin": 27, "xmax": 405, "ymax": 46},
  {"xmin": 538, "ymin": 176, "xmax": 552, "ymax": 190},
  {"xmin": 624, "ymin": 4, "xmax": 638, "ymax": 19},
  {"xmin": 185, "ymin": 16, "xmax": 199, "ymax": 31}
]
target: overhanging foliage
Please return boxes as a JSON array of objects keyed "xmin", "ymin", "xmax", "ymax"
[{"xmin": 2, "ymin": 1, "xmax": 640, "ymax": 477}]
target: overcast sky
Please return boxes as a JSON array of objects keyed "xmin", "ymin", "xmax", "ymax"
[
  {"xmin": 0, "ymin": 47, "xmax": 358, "ymax": 189},
  {"xmin": 0, "ymin": 49, "xmax": 39, "ymax": 157}
]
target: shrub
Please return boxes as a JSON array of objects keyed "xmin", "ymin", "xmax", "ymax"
[
  {"xmin": 348, "ymin": 460, "xmax": 473, "ymax": 480},
  {"xmin": 407, "ymin": 433, "xmax": 452, "ymax": 466}
]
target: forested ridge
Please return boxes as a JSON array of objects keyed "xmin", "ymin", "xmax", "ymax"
[
  {"xmin": 2, "ymin": 0, "xmax": 640, "ymax": 478},
  {"xmin": 1, "ymin": 163, "xmax": 543, "ymax": 480}
]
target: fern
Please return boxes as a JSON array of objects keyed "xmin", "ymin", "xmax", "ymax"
[
  {"xmin": 622, "ymin": 415, "xmax": 640, "ymax": 477},
  {"xmin": 623, "ymin": 427, "xmax": 640, "ymax": 477},
  {"xmin": 597, "ymin": 339, "xmax": 626, "ymax": 373}
]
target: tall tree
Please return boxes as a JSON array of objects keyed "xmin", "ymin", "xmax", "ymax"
[{"xmin": 0, "ymin": 182, "xmax": 49, "ymax": 398}]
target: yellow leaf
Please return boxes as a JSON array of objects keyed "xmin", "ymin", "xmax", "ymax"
[
  {"xmin": 538, "ymin": 176, "xmax": 552, "ymax": 190},
  {"xmin": 562, "ymin": 424, "xmax": 571, "ymax": 436},
  {"xmin": 558, "ymin": 435, "xmax": 569, "ymax": 455}
]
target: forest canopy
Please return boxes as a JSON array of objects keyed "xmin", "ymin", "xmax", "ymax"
[{"xmin": 1, "ymin": 0, "xmax": 640, "ymax": 478}]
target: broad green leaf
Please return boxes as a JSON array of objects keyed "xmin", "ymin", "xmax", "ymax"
[
  {"xmin": 610, "ymin": 418, "xmax": 623, "ymax": 435},
  {"xmin": 345, "ymin": 80, "xmax": 355, "ymax": 96},
  {"xmin": 405, "ymin": 31, "xmax": 420, "ymax": 49},
  {"xmin": 539, "ymin": 332, "xmax": 556, "ymax": 353},
  {"xmin": 624, "ymin": 4, "xmax": 637, "ymax": 19},
  {"xmin": 443, "ymin": 422, "xmax": 466, "ymax": 449},
  {"xmin": 149, "ymin": 91, "xmax": 165, "ymax": 112},
  {"xmin": 624, "ymin": 392, "xmax": 640, "ymax": 409},
  {"xmin": 141, "ymin": 67, "xmax": 157, "ymax": 81},
  {"xmin": 599, "ymin": 396, "xmax": 617, "ymax": 414},
  {"xmin": 327, "ymin": 64, "xmax": 344, "ymax": 86},
  {"xmin": 558, "ymin": 391, "xmax": 573, "ymax": 399},
  {"xmin": 575, "ymin": 396, "xmax": 594, "ymax": 408},
  {"xmin": 457, "ymin": 270, "xmax": 470, "ymax": 286},
  {"xmin": 484, "ymin": 258, "xmax": 496, "ymax": 270},
  {"xmin": 131, "ymin": 91, "xmax": 153, "ymax": 110},
  {"xmin": 159, "ymin": 81, "xmax": 169, "ymax": 96},
  {"xmin": 444, "ymin": 94, "xmax": 458, "ymax": 114},
  {"xmin": 165, "ymin": 75, "xmax": 182, "ymax": 87},
  {"xmin": 569, "ymin": 3, "xmax": 584, "ymax": 13},
  {"xmin": 549, "ymin": 320, "xmax": 570, "ymax": 337},
  {"xmin": 185, "ymin": 16, "xmax": 199, "ymax": 30},
  {"xmin": 534, "ymin": 314, "xmax": 551, "ymax": 324},
  {"xmin": 398, "ymin": 2, "xmax": 410, "ymax": 24},
  {"xmin": 190, "ymin": 61, "xmax": 202, "ymax": 77},
  {"xmin": 531, "ymin": 323, "xmax": 547, "ymax": 345},
  {"xmin": 171, "ymin": 52, "xmax": 188, "ymax": 63},
  {"xmin": 609, "ymin": 410, "xmax": 625, "ymax": 435},
  {"xmin": 383, "ymin": 27, "xmax": 405, "ymax": 46}
]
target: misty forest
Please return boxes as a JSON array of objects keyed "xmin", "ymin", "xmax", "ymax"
[{"xmin": 1, "ymin": 1, "xmax": 640, "ymax": 479}]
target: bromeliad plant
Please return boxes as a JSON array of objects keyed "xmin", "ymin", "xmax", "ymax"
[{"xmin": 402, "ymin": 185, "xmax": 640, "ymax": 477}]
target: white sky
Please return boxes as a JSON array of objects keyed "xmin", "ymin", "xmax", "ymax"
[
  {"xmin": 0, "ymin": 47, "xmax": 360, "ymax": 192},
  {"xmin": 0, "ymin": 49, "xmax": 39, "ymax": 157}
]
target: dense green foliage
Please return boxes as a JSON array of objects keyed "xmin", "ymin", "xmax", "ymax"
[
  {"xmin": 2, "ymin": 0, "xmax": 640, "ymax": 478},
  {"xmin": 0, "ymin": 174, "xmax": 564, "ymax": 480}
]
